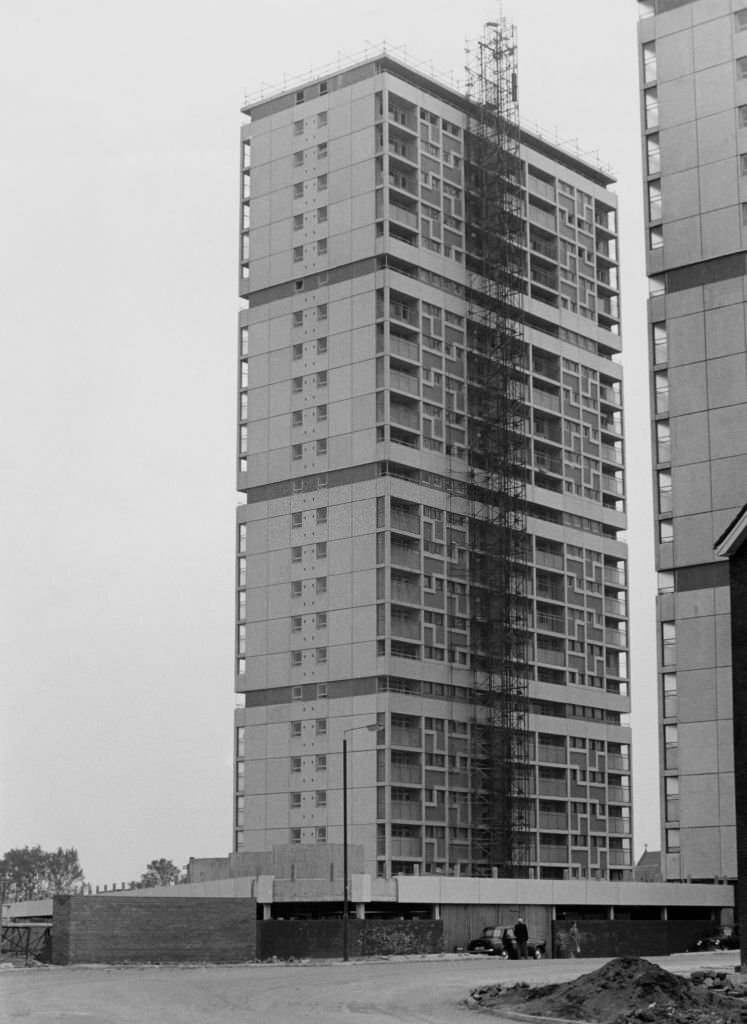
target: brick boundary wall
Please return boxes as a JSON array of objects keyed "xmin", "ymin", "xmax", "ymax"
[
  {"xmin": 52, "ymin": 896, "xmax": 257, "ymax": 964},
  {"xmin": 258, "ymin": 918, "xmax": 443, "ymax": 959},
  {"xmin": 552, "ymin": 919, "xmax": 714, "ymax": 958}
]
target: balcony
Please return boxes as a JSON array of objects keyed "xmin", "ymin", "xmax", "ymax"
[
  {"xmin": 391, "ymin": 610, "xmax": 421, "ymax": 641},
  {"xmin": 539, "ymin": 812, "xmax": 568, "ymax": 830},
  {"xmin": 601, "ymin": 443, "xmax": 623, "ymax": 465},
  {"xmin": 390, "ymin": 334, "xmax": 420, "ymax": 362},
  {"xmin": 537, "ymin": 778, "xmax": 568, "ymax": 797},
  {"xmin": 605, "ymin": 628, "xmax": 627, "ymax": 648},
  {"xmin": 391, "ymin": 578, "xmax": 421, "ymax": 605},
  {"xmin": 535, "ymin": 550, "xmax": 564, "ymax": 571},
  {"xmin": 604, "ymin": 566, "xmax": 626, "ymax": 586},
  {"xmin": 607, "ymin": 787, "xmax": 631, "ymax": 804},
  {"xmin": 539, "ymin": 845, "xmax": 568, "ymax": 864},
  {"xmin": 390, "ymin": 367, "xmax": 419, "ymax": 396},
  {"xmin": 602, "ymin": 474, "xmax": 624, "ymax": 496},
  {"xmin": 390, "ymin": 508, "xmax": 420, "ymax": 534},
  {"xmin": 608, "ymin": 817, "xmax": 632, "ymax": 834},
  {"xmin": 391, "ymin": 800, "xmax": 422, "ymax": 821},
  {"xmin": 389, "ymin": 202, "xmax": 418, "ymax": 230},
  {"xmin": 390, "ymin": 836, "xmax": 422, "ymax": 858},
  {"xmin": 391, "ymin": 542, "xmax": 420, "ymax": 570},
  {"xmin": 537, "ymin": 744, "xmax": 567, "ymax": 765},
  {"xmin": 390, "ymin": 403, "xmax": 420, "ymax": 431},
  {"xmin": 391, "ymin": 762, "xmax": 421, "ymax": 784},
  {"xmin": 536, "ymin": 612, "xmax": 565, "ymax": 634}
]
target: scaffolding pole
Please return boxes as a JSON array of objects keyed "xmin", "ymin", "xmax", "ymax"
[{"xmin": 465, "ymin": 18, "xmax": 532, "ymax": 877}]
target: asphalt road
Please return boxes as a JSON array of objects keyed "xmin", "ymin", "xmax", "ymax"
[{"xmin": 0, "ymin": 950, "xmax": 739, "ymax": 1024}]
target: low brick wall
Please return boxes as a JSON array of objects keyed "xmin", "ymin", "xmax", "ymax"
[
  {"xmin": 258, "ymin": 918, "xmax": 443, "ymax": 959},
  {"xmin": 552, "ymin": 919, "xmax": 714, "ymax": 958},
  {"xmin": 52, "ymin": 896, "xmax": 257, "ymax": 964}
]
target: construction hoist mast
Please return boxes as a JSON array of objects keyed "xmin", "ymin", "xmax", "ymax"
[{"xmin": 464, "ymin": 17, "xmax": 532, "ymax": 877}]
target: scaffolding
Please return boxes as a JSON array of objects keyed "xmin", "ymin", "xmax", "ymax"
[{"xmin": 464, "ymin": 18, "xmax": 532, "ymax": 877}]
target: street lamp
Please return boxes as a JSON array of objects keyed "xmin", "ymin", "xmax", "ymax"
[{"xmin": 342, "ymin": 722, "xmax": 382, "ymax": 962}]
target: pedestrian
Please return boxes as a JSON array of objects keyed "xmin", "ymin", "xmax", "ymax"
[
  {"xmin": 569, "ymin": 921, "xmax": 581, "ymax": 958},
  {"xmin": 514, "ymin": 916, "xmax": 529, "ymax": 959}
]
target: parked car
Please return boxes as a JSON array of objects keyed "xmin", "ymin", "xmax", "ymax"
[
  {"xmin": 467, "ymin": 925, "xmax": 546, "ymax": 959},
  {"xmin": 689, "ymin": 925, "xmax": 739, "ymax": 952}
]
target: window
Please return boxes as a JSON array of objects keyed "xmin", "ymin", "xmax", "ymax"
[
  {"xmin": 291, "ymin": 545, "xmax": 302, "ymax": 562},
  {"xmin": 291, "ymin": 511, "xmax": 303, "ymax": 528},
  {"xmin": 317, "ymin": 142, "xmax": 327, "ymax": 158},
  {"xmin": 293, "ymin": 151, "xmax": 303, "ymax": 166},
  {"xmin": 649, "ymin": 274, "xmax": 665, "ymax": 297},
  {"xmin": 738, "ymin": 57, "xmax": 747, "ymax": 79},
  {"xmin": 645, "ymin": 88, "xmax": 659, "ymax": 130},
  {"xmin": 316, "ymin": 718, "xmax": 327, "ymax": 735},
  {"xmin": 293, "ymin": 213, "xmax": 304, "ymax": 230},
  {"xmin": 661, "ymin": 621, "xmax": 677, "ymax": 666},
  {"xmin": 291, "ymin": 651, "xmax": 302, "ymax": 666},
  {"xmin": 655, "ymin": 372, "xmax": 669, "ymax": 415},
  {"xmin": 293, "ymin": 311, "xmax": 303, "ymax": 328},
  {"xmin": 316, "ymin": 790, "xmax": 327, "ymax": 807},
  {"xmin": 315, "ymin": 826, "xmax": 327, "ymax": 843},
  {"xmin": 648, "ymin": 180, "xmax": 662, "ymax": 221},
  {"xmin": 240, "ymin": 326, "xmax": 249, "ymax": 356},
  {"xmin": 737, "ymin": 9, "xmax": 747, "ymax": 30},
  {"xmin": 658, "ymin": 470, "xmax": 672, "ymax": 514},
  {"xmin": 741, "ymin": 154, "xmax": 747, "ymax": 176},
  {"xmin": 316, "ymin": 439, "xmax": 327, "ymax": 456},
  {"xmin": 659, "ymin": 519, "xmax": 673, "ymax": 543},
  {"xmin": 316, "ymin": 754, "xmax": 327, "ymax": 770},
  {"xmin": 292, "ymin": 444, "xmax": 303, "ymax": 461},
  {"xmin": 665, "ymin": 828, "xmax": 680, "ymax": 852},
  {"xmin": 317, "ymin": 206, "xmax": 327, "ymax": 223},
  {"xmin": 290, "ymin": 791, "xmax": 302, "ymax": 808},
  {"xmin": 649, "ymin": 225, "xmax": 663, "ymax": 249},
  {"xmin": 742, "ymin": 202, "xmax": 747, "ymax": 227},
  {"xmin": 292, "ymin": 409, "xmax": 303, "ymax": 427},
  {"xmin": 292, "ymin": 685, "xmax": 303, "ymax": 700},
  {"xmin": 316, "ymin": 541, "xmax": 327, "ymax": 558},
  {"xmin": 656, "ymin": 421, "xmax": 671, "ymax": 463},
  {"xmin": 319, "ymin": 81, "xmax": 328, "ymax": 95},
  {"xmin": 317, "ymin": 111, "xmax": 327, "ymax": 127},
  {"xmin": 665, "ymin": 776, "xmax": 679, "ymax": 821},
  {"xmin": 291, "ymin": 615, "xmax": 302, "ymax": 632},
  {"xmin": 317, "ymin": 173, "xmax": 327, "ymax": 190},
  {"xmin": 316, "ymin": 507, "xmax": 327, "ymax": 524},
  {"xmin": 642, "ymin": 41, "xmax": 657, "ymax": 84},
  {"xmin": 317, "ymin": 337, "xmax": 327, "ymax": 354},
  {"xmin": 317, "ymin": 238, "xmax": 327, "ymax": 255},
  {"xmin": 291, "ymin": 757, "xmax": 302, "ymax": 773},
  {"xmin": 292, "ymin": 376, "xmax": 303, "ymax": 392},
  {"xmin": 317, "ymin": 370, "xmax": 327, "ymax": 386},
  {"xmin": 290, "ymin": 827, "xmax": 302, "ymax": 843},
  {"xmin": 316, "ymin": 648, "xmax": 327, "ymax": 665},
  {"xmin": 316, "ymin": 305, "xmax": 327, "ymax": 322},
  {"xmin": 653, "ymin": 322, "xmax": 667, "ymax": 364},
  {"xmin": 740, "ymin": 105, "xmax": 747, "ymax": 128},
  {"xmin": 316, "ymin": 404, "xmax": 327, "ymax": 422},
  {"xmin": 295, "ymin": 90, "xmax": 304, "ymax": 104},
  {"xmin": 316, "ymin": 577, "xmax": 327, "ymax": 593},
  {"xmin": 293, "ymin": 246, "xmax": 303, "ymax": 262},
  {"xmin": 291, "ymin": 580, "xmax": 302, "ymax": 597},
  {"xmin": 663, "ymin": 672, "xmax": 677, "ymax": 718},
  {"xmin": 293, "ymin": 182, "xmax": 304, "ymax": 198},
  {"xmin": 291, "ymin": 720, "xmax": 302, "ymax": 737},
  {"xmin": 316, "ymin": 612, "xmax": 327, "ymax": 629},
  {"xmin": 293, "ymin": 119, "xmax": 304, "ymax": 135},
  {"xmin": 317, "ymin": 682, "xmax": 328, "ymax": 698}
]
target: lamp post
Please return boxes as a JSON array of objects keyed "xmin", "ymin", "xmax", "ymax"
[{"xmin": 342, "ymin": 722, "xmax": 381, "ymax": 962}]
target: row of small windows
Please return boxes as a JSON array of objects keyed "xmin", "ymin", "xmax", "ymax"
[
  {"xmin": 294, "ymin": 143, "xmax": 327, "ymax": 164},
  {"xmin": 294, "ymin": 111, "xmax": 327, "ymax": 133},
  {"xmin": 290, "ymin": 790, "xmax": 326, "ymax": 807},
  {"xmin": 290, "ymin": 718, "xmax": 326, "ymax": 735},
  {"xmin": 293, "ymin": 308, "xmax": 327, "ymax": 326},
  {"xmin": 292, "ymin": 406, "xmax": 327, "ymax": 426},
  {"xmin": 292, "ymin": 440, "xmax": 327, "ymax": 457},
  {"xmin": 290, "ymin": 827, "xmax": 326, "ymax": 843}
]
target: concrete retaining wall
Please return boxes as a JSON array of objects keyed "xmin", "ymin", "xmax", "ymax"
[{"xmin": 52, "ymin": 896, "xmax": 257, "ymax": 964}]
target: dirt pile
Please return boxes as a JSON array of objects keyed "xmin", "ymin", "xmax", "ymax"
[{"xmin": 468, "ymin": 957, "xmax": 747, "ymax": 1023}]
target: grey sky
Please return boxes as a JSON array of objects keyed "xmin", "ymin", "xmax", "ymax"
[{"xmin": 0, "ymin": 0, "xmax": 655, "ymax": 887}]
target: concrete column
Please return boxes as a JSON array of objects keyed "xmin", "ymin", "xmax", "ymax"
[
  {"xmin": 608, "ymin": 907, "xmax": 615, "ymax": 920},
  {"xmin": 355, "ymin": 903, "xmax": 365, "ymax": 919},
  {"xmin": 433, "ymin": 904, "xmax": 441, "ymax": 921},
  {"xmin": 262, "ymin": 904, "xmax": 272, "ymax": 920},
  {"xmin": 661, "ymin": 907, "xmax": 668, "ymax": 920}
]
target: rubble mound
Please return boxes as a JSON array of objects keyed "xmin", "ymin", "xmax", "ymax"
[{"xmin": 468, "ymin": 957, "xmax": 747, "ymax": 1023}]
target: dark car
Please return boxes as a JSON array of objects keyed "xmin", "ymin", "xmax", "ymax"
[
  {"xmin": 689, "ymin": 925, "xmax": 739, "ymax": 952},
  {"xmin": 467, "ymin": 925, "xmax": 545, "ymax": 959}
]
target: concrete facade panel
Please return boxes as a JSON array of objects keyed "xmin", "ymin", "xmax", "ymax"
[
  {"xmin": 694, "ymin": 63, "xmax": 735, "ymax": 118},
  {"xmin": 671, "ymin": 461, "xmax": 712, "ymax": 514},
  {"xmin": 669, "ymin": 361, "xmax": 707, "ymax": 413},
  {"xmin": 707, "ymin": 352, "xmax": 747, "ymax": 408},
  {"xmin": 699, "ymin": 159, "xmax": 738, "ymax": 212},
  {"xmin": 662, "ymin": 168, "xmax": 700, "ymax": 220},
  {"xmin": 696, "ymin": 109, "xmax": 736, "ymax": 165},
  {"xmin": 701, "ymin": 206, "xmax": 743, "ymax": 259},
  {"xmin": 679, "ymin": 720, "xmax": 719, "ymax": 773},
  {"xmin": 671, "ymin": 411, "xmax": 710, "ymax": 463}
]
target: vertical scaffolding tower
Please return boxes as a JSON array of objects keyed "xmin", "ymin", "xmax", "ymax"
[{"xmin": 464, "ymin": 18, "xmax": 532, "ymax": 877}]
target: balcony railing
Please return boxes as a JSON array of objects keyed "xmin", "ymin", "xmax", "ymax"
[
  {"xmin": 391, "ymin": 763, "xmax": 421, "ymax": 784},
  {"xmin": 391, "ymin": 545, "xmax": 420, "ymax": 570},
  {"xmin": 537, "ymin": 744, "xmax": 567, "ymax": 764},
  {"xmin": 539, "ymin": 845, "xmax": 568, "ymax": 863},
  {"xmin": 391, "ymin": 510, "xmax": 420, "ymax": 534},
  {"xmin": 390, "ymin": 368, "xmax": 419, "ymax": 396},
  {"xmin": 390, "ymin": 836, "xmax": 422, "ymax": 857},
  {"xmin": 391, "ymin": 800, "xmax": 422, "ymax": 821}
]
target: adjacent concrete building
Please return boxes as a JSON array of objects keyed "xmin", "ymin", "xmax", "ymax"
[
  {"xmin": 638, "ymin": 0, "xmax": 747, "ymax": 881},
  {"xmin": 235, "ymin": 31, "xmax": 632, "ymax": 882}
]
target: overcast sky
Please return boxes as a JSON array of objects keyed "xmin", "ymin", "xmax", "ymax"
[{"xmin": 0, "ymin": 0, "xmax": 656, "ymax": 887}]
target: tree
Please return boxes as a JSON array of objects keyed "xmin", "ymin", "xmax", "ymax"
[
  {"xmin": 138, "ymin": 858, "xmax": 183, "ymax": 888},
  {"xmin": 0, "ymin": 846, "xmax": 85, "ymax": 903}
]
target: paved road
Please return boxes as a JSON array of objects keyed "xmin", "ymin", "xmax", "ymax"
[{"xmin": 0, "ymin": 950, "xmax": 739, "ymax": 1024}]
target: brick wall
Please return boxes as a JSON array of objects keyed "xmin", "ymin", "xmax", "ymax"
[
  {"xmin": 52, "ymin": 896, "xmax": 257, "ymax": 964},
  {"xmin": 258, "ymin": 918, "xmax": 442, "ymax": 959},
  {"xmin": 551, "ymin": 919, "xmax": 713, "ymax": 958}
]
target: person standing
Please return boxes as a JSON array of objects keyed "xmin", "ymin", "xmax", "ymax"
[
  {"xmin": 569, "ymin": 921, "xmax": 581, "ymax": 957},
  {"xmin": 514, "ymin": 916, "xmax": 529, "ymax": 959}
]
